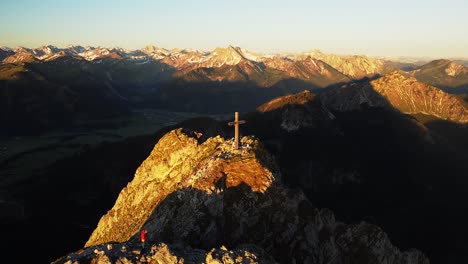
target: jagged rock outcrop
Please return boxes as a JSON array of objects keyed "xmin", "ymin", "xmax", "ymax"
[
  {"xmin": 54, "ymin": 242, "xmax": 274, "ymax": 264},
  {"xmin": 71, "ymin": 128, "xmax": 429, "ymax": 263},
  {"xmin": 86, "ymin": 128, "xmax": 277, "ymax": 247}
]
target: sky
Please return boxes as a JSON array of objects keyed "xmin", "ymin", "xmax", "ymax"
[{"xmin": 1, "ymin": 0, "xmax": 467, "ymax": 58}]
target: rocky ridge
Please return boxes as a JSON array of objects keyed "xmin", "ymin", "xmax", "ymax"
[
  {"xmin": 409, "ymin": 59, "xmax": 468, "ymax": 92},
  {"xmin": 4, "ymin": 45, "xmax": 468, "ymax": 91},
  {"xmin": 6, "ymin": 45, "xmax": 467, "ymax": 135},
  {"xmin": 85, "ymin": 128, "xmax": 277, "ymax": 247},
  {"xmin": 55, "ymin": 128, "xmax": 429, "ymax": 263},
  {"xmin": 1, "ymin": 45, "xmax": 391, "ymax": 81},
  {"xmin": 0, "ymin": 45, "xmax": 391, "ymax": 134},
  {"xmin": 371, "ymin": 71, "xmax": 468, "ymax": 122},
  {"xmin": 55, "ymin": 242, "xmax": 274, "ymax": 264},
  {"xmin": 286, "ymin": 50, "xmax": 391, "ymax": 79},
  {"xmin": 255, "ymin": 90, "xmax": 336, "ymax": 132},
  {"xmin": 321, "ymin": 71, "xmax": 468, "ymax": 123}
]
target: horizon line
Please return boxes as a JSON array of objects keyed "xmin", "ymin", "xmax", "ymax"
[{"xmin": 1, "ymin": 43, "xmax": 467, "ymax": 61}]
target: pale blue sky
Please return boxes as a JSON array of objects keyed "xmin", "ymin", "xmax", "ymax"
[{"xmin": 1, "ymin": 0, "xmax": 467, "ymax": 58}]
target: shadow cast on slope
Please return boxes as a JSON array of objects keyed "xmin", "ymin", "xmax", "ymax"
[
  {"xmin": 145, "ymin": 184, "xmax": 314, "ymax": 263},
  {"xmin": 122, "ymin": 183, "xmax": 421, "ymax": 264},
  {"xmin": 0, "ymin": 57, "xmax": 177, "ymax": 135},
  {"xmin": 1, "ymin": 58, "xmax": 371, "ymax": 136},
  {"xmin": 146, "ymin": 80, "xmax": 317, "ymax": 114},
  {"xmin": 2, "ymin": 76, "xmax": 464, "ymax": 263},
  {"xmin": 240, "ymin": 84, "xmax": 468, "ymax": 264},
  {"xmin": 0, "ymin": 117, "xmax": 227, "ymax": 263}
]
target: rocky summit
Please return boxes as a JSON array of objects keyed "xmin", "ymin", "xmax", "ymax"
[{"xmin": 54, "ymin": 128, "xmax": 428, "ymax": 263}]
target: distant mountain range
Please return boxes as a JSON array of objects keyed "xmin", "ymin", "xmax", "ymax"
[
  {"xmin": 1, "ymin": 45, "xmax": 394, "ymax": 81},
  {"xmin": 3, "ymin": 45, "xmax": 467, "ymax": 88},
  {"xmin": 408, "ymin": 59, "xmax": 468, "ymax": 93},
  {"xmin": 2, "ymin": 44, "xmax": 468, "ymax": 262},
  {"xmin": 2, "ymin": 45, "xmax": 467, "ymax": 77},
  {"xmin": 1, "ymin": 45, "xmax": 467, "ymax": 134}
]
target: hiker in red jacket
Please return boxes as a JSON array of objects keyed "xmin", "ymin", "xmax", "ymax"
[{"xmin": 140, "ymin": 229, "xmax": 147, "ymax": 249}]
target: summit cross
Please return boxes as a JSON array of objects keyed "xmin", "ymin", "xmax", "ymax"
[{"xmin": 228, "ymin": 112, "xmax": 246, "ymax": 150}]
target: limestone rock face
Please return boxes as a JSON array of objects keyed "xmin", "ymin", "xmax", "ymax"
[
  {"xmin": 312, "ymin": 53, "xmax": 390, "ymax": 79},
  {"xmin": 371, "ymin": 71, "xmax": 468, "ymax": 123},
  {"xmin": 2, "ymin": 50, "xmax": 38, "ymax": 64},
  {"xmin": 445, "ymin": 61, "xmax": 467, "ymax": 77},
  {"xmin": 74, "ymin": 128, "xmax": 428, "ymax": 263},
  {"xmin": 85, "ymin": 128, "xmax": 277, "ymax": 247},
  {"xmin": 262, "ymin": 57, "xmax": 351, "ymax": 86},
  {"xmin": 409, "ymin": 59, "xmax": 468, "ymax": 91},
  {"xmin": 54, "ymin": 242, "xmax": 274, "ymax": 264},
  {"xmin": 321, "ymin": 71, "xmax": 468, "ymax": 123}
]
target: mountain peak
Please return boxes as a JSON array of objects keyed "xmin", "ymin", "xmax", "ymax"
[
  {"xmin": 432, "ymin": 58, "xmax": 452, "ymax": 65},
  {"xmin": 378, "ymin": 69, "xmax": 411, "ymax": 80},
  {"xmin": 206, "ymin": 46, "xmax": 246, "ymax": 66},
  {"xmin": 371, "ymin": 72, "xmax": 468, "ymax": 122},
  {"xmin": 142, "ymin": 44, "xmax": 165, "ymax": 53},
  {"xmin": 410, "ymin": 59, "xmax": 468, "ymax": 88},
  {"xmin": 445, "ymin": 61, "xmax": 467, "ymax": 76},
  {"xmin": 3, "ymin": 49, "xmax": 38, "ymax": 64},
  {"xmin": 227, "ymin": 44, "xmax": 239, "ymax": 50},
  {"xmin": 213, "ymin": 45, "xmax": 242, "ymax": 55},
  {"xmin": 320, "ymin": 70, "xmax": 468, "ymax": 123},
  {"xmin": 85, "ymin": 128, "xmax": 278, "ymax": 247},
  {"xmin": 257, "ymin": 90, "xmax": 317, "ymax": 113},
  {"xmin": 65, "ymin": 45, "xmax": 85, "ymax": 52},
  {"xmin": 64, "ymin": 127, "xmax": 429, "ymax": 263},
  {"xmin": 417, "ymin": 59, "xmax": 457, "ymax": 70}
]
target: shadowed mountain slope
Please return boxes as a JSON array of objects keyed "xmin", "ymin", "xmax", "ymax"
[
  {"xmin": 56, "ymin": 128, "xmax": 427, "ymax": 264},
  {"xmin": 243, "ymin": 89, "xmax": 468, "ymax": 264},
  {"xmin": 3, "ymin": 45, "xmax": 446, "ymax": 135}
]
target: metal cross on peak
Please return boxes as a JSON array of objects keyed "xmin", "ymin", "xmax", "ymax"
[{"xmin": 228, "ymin": 112, "xmax": 246, "ymax": 150}]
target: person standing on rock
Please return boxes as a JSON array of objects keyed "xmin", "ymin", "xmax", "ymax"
[{"xmin": 140, "ymin": 229, "xmax": 147, "ymax": 249}]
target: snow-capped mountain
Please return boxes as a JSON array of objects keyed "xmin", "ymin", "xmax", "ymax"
[
  {"xmin": 2, "ymin": 44, "xmax": 467, "ymax": 104},
  {"xmin": 140, "ymin": 45, "xmax": 170, "ymax": 60},
  {"xmin": 3, "ymin": 48, "xmax": 38, "ymax": 64},
  {"xmin": 65, "ymin": 45, "xmax": 86, "ymax": 55},
  {"xmin": 32, "ymin": 45, "xmax": 61, "ymax": 60},
  {"xmin": 0, "ymin": 47, "xmax": 14, "ymax": 61},
  {"xmin": 0, "ymin": 44, "xmax": 391, "ymax": 77}
]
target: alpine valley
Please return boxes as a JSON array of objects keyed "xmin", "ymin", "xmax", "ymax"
[{"xmin": 1, "ymin": 45, "xmax": 467, "ymax": 264}]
